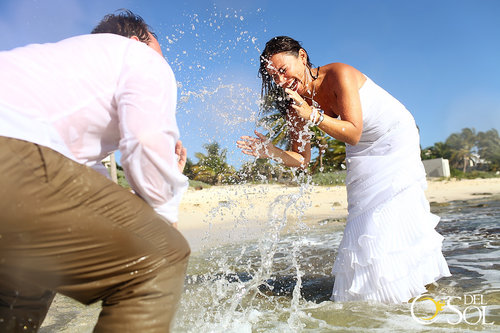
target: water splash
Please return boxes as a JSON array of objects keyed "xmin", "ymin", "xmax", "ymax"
[
  {"xmin": 156, "ymin": 5, "xmax": 267, "ymax": 163},
  {"xmin": 163, "ymin": 9, "xmax": 333, "ymax": 319},
  {"xmin": 174, "ymin": 173, "xmax": 325, "ymax": 332}
]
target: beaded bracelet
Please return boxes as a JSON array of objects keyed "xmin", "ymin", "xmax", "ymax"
[
  {"xmin": 309, "ymin": 107, "xmax": 319, "ymax": 123},
  {"xmin": 315, "ymin": 109, "xmax": 325, "ymax": 126}
]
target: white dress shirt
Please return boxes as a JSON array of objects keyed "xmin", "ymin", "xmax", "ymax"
[{"xmin": 0, "ymin": 33, "xmax": 188, "ymax": 223}]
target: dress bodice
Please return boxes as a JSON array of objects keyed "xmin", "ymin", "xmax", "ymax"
[{"xmin": 356, "ymin": 76, "xmax": 415, "ymax": 145}]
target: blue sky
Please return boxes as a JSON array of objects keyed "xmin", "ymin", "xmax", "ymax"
[{"xmin": 1, "ymin": 0, "xmax": 499, "ymax": 168}]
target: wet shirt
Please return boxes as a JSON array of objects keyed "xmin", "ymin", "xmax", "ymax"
[{"xmin": 0, "ymin": 33, "xmax": 188, "ymax": 223}]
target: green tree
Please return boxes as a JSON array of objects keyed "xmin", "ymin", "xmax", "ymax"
[
  {"xmin": 477, "ymin": 129, "xmax": 500, "ymax": 171},
  {"xmin": 116, "ymin": 165, "xmax": 131, "ymax": 189},
  {"xmin": 183, "ymin": 157, "xmax": 196, "ymax": 179},
  {"xmin": 445, "ymin": 128, "xmax": 477, "ymax": 173},
  {"xmin": 309, "ymin": 127, "xmax": 329, "ymax": 173},
  {"xmin": 238, "ymin": 158, "xmax": 293, "ymax": 183},
  {"xmin": 421, "ymin": 141, "xmax": 452, "ymax": 160},
  {"xmin": 257, "ymin": 85, "xmax": 291, "ymax": 149},
  {"xmin": 310, "ymin": 129, "xmax": 346, "ymax": 173},
  {"xmin": 191, "ymin": 142, "xmax": 237, "ymax": 185},
  {"xmin": 421, "ymin": 128, "xmax": 500, "ymax": 172}
]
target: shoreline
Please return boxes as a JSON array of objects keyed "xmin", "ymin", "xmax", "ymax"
[{"xmin": 178, "ymin": 178, "xmax": 500, "ymax": 252}]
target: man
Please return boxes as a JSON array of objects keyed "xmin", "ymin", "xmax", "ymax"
[{"xmin": 0, "ymin": 10, "xmax": 190, "ymax": 332}]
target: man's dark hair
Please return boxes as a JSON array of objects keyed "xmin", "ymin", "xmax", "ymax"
[{"xmin": 91, "ymin": 9, "xmax": 156, "ymax": 43}]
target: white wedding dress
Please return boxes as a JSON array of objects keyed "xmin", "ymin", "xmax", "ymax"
[{"xmin": 331, "ymin": 76, "xmax": 451, "ymax": 303}]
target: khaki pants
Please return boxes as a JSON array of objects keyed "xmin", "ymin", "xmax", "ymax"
[{"xmin": 0, "ymin": 136, "xmax": 190, "ymax": 332}]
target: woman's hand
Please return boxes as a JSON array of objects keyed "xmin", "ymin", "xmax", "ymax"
[
  {"xmin": 285, "ymin": 88, "xmax": 313, "ymax": 121},
  {"xmin": 175, "ymin": 140, "xmax": 187, "ymax": 173},
  {"xmin": 236, "ymin": 130, "xmax": 275, "ymax": 159}
]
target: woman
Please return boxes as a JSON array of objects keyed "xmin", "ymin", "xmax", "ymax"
[{"xmin": 237, "ymin": 36, "xmax": 450, "ymax": 303}]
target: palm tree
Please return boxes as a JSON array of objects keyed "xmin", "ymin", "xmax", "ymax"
[
  {"xmin": 421, "ymin": 141, "xmax": 452, "ymax": 160},
  {"xmin": 309, "ymin": 127, "xmax": 346, "ymax": 173},
  {"xmin": 183, "ymin": 157, "xmax": 196, "ymax": 179},
  {"xmin": 191, "ymin": 142, "xmax": 236, "ymax": 185},
  {"xmin": 309, "ymin": 127, "xmax": 328, "ymax": 173},
  {"xmin": 476, "ymin": 128, "xmax": 500, "ymax": 171},
  {"xmin": 238, "ymin": 159, "xmax": 289, "ymax": 183},
  {"xmin": 445, "ymin": 128, "xmax": 477, "ymax": 172},
  {"xmin": 322, "ymin": 139, "xmax": 346, "ymax": 171},
  {"xmin": 257, "ymin": 85, "xmax": 291, "ymax": 149}
]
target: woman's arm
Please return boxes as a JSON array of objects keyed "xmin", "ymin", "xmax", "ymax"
[
  {"xmin": 237, "ymin": 110, "xmax": 312, "ymax": 169},
  {"xmin": 237, "ymin": 131, "xmax": 311, "ymax": 169}
]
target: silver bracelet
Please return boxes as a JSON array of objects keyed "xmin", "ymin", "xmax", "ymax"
[
  {"xmin": 309, "ymin": 107, "xmax": 319, "ymax": 123},
  {"xmin": 315, "ymin": 110, "xmax": 325, "ymax": 126}
]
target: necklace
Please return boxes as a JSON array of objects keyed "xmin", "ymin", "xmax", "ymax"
[{"xmin": 303, "ymin": 66, "xmax": 320, "ymax": 108}]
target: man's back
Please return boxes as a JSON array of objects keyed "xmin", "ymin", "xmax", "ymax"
[{"xmin": 0, "ymin": 33, "xmax": 177, "ymax": 168}]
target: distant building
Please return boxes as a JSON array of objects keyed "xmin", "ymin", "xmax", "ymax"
[
  {"xmin": 470, "ymin": 153, "xmax": 491, "ymax": 171},
  {"xmin": 422, "ymin": 158, "xmax": 450, "ymax": 178}
]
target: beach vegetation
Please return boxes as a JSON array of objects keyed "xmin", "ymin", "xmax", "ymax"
[
  {"xmin": 421, "ymin": 141, "xmax": 451, "ymax": 161},
  {"xmin": 237, "ymin": 158, "xmax": 296, "ymax": 184},
  {"xmin": 188, "ymin": 179, "xmax": 212, "ymax": 189},
  {"xmin": 422, "ymin": 127, "xmax": 500, "ymax": 173},
  {"xmin": 449, "ymin": 169, "xmax": 500, "ymax": 179},
  {"xmin": 256, "ymin": 87, "xmax": 290, "ymax": 150},
  {"xmin": 183, "ymin": 157, "xmax": 196, "ymax": 180},
  {"xmin": 476, "ymin": 129, "xmax": 500, "ymax": 171},
  {"xmin": 116, "ymin": 164, "xmax": 131, "ymax": 189},
  {"xmin": 311, "ymin": 170, "xmax": 347, "ymax": 185},
  {"xmin": 113, "ymin": 127, "xmax": 499, "ymax": 188},
  {"xmin": 310, "ymin": 132, "xmax": 346, "ymax": 173},
  {"xmin": 190, "ymin": 142, "xmax": 238, "ymax": 185},
  {"xmin": 446, "ymin": 128, "xmax": 478, "ymax": 173}
]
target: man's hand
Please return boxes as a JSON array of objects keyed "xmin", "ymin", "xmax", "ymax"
[{"xmin": 175, "ymin": 140, "xmax": 187, "ymax": 173}]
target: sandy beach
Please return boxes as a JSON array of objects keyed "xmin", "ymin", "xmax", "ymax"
[{"xmin": 178, "ymin": 178, "xmax": 500, "ymax": 252}]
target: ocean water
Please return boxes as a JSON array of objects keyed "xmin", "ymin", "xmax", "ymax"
[{"xmin": 40, "ymin": 195, "xmax": 500, "ymax": 332}]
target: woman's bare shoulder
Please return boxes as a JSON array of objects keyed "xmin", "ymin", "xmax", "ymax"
[
  {"xmin": 321, "ymin": 63, "xmax": 365, "ymax": 87},
  {"xmin": 321, "ymin": 63, "xmax": 362, "ymax": 76}
]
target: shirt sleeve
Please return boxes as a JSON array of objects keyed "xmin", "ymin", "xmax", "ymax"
[
  {"xmin": 115, "ymin": 44, "xmax": 188, "ymax": 224},
  {"xmin": 91, "ymin": 161, "xmax": 111, "ymax": 179}
]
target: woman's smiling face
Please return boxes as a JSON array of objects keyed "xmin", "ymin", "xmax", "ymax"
[{"xmin": 267, "ymin": 49, "xmax": 309, "ymax": 95}]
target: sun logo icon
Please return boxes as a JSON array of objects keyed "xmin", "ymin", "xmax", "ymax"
[{"xmin": 411, "ymin": 295, "xmax": 446, "ymax": 324}]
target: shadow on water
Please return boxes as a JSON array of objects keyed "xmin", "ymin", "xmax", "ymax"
[
  {"xmin": 190, "ymin": 272, "xmax": 335, "ymax": 303},
  {"xmin": 260, "ymin": 275, "xmax": 334, "ymax": 303}
]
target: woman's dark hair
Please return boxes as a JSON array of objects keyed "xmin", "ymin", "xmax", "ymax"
[
  {"xmin": 258, "ymin": 36, "xmax": 313, "ymax": 115},
  {"xmin": 91, "ymin": 9, "xmax": 156, "ymax": 44}
]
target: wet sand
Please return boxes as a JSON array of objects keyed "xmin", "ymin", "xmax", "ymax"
[{"xmin": 178, "ymin": 177, "xmax": 500, "ymax": 252}]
